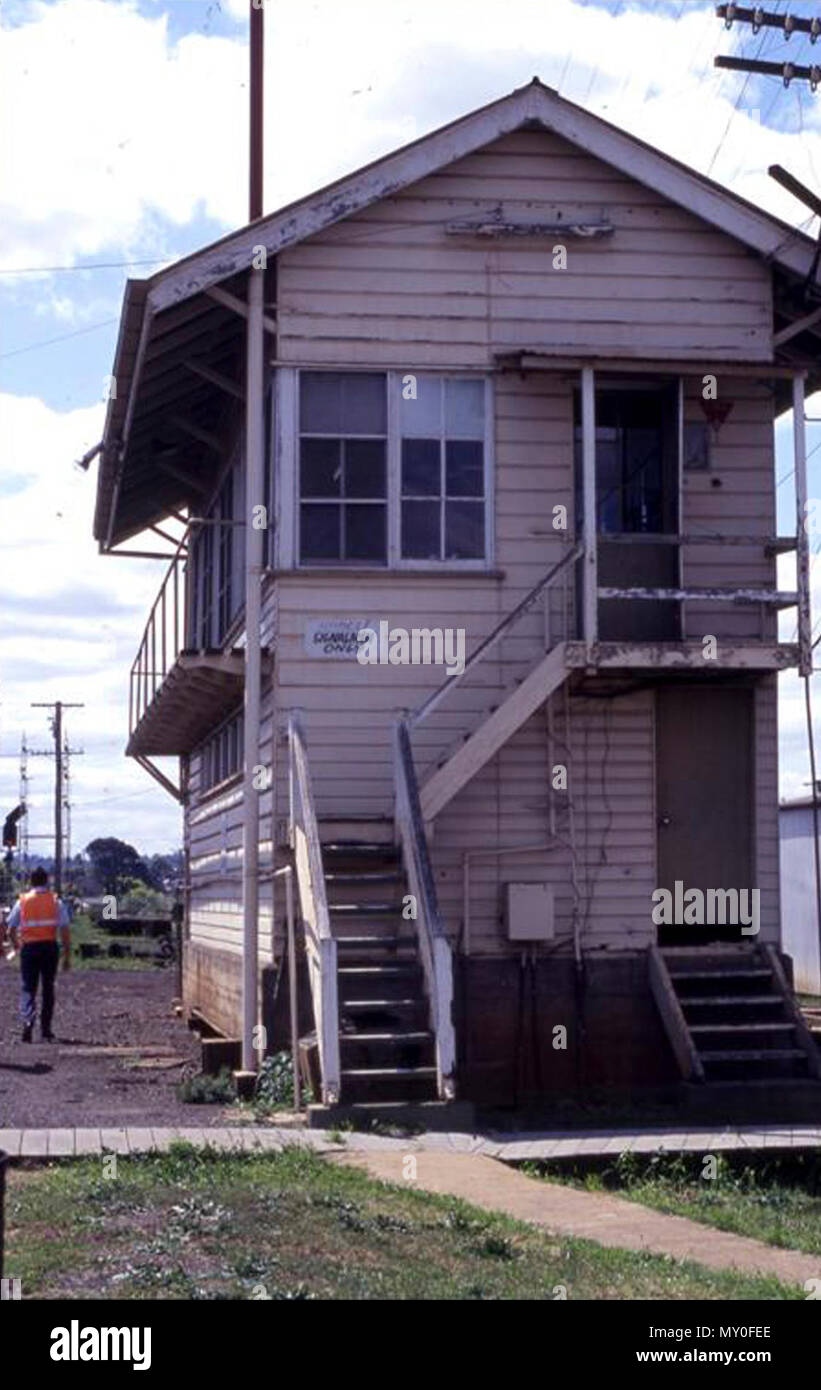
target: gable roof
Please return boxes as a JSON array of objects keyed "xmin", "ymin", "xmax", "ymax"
[{"xmin": 95, "ymin": 77, "xmax": 821, "ymax": 546}]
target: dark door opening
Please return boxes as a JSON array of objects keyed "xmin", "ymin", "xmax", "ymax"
[
  {"xmin": 575, "ymin": 379, "xmax": 681, "ymax": 641},
  {"xmin": 656, "ymin": 686, "xmax": 754, "ymax": 946}
]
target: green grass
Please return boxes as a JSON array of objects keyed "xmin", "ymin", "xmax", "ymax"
[
  {"xmin": 525, "ymin": 1150, "xmax": 821, "ymax": 1258},
  {"xmin": 3, "ymin": 1144, "xmax": 803, "ymax": 1301},
  {"xmin": 66, "ymin": 912, "xmax": 160, "ymax": 972}
]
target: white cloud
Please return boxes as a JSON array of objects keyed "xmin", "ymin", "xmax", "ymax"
[{"xmin": 3, "ymin": 0, "xmax": 820, "ymax": 281}]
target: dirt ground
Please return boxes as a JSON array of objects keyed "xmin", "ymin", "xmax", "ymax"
[{"xmin": 0, "ymin": 962, "xmax": 224, "ymax": 1128}]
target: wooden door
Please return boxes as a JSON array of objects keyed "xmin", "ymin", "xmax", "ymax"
[{"xmin": 655, "ymin": 686, "xmax": 754, "ymax": 945}]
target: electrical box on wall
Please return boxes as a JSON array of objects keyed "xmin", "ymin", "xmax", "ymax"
[{"xmin": 506, "ymin": 882, "xmax": 554, "ymax": 941}]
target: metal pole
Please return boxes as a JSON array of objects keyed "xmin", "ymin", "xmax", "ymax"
[
  {"xmin": 54, "ymin": 702, "xmax": 63, "ymax": 894},
  {"xmin": 581, "ymin": 366, "xmax": 597, "ymax": 655},
  {"xmin": 794, "ymin": 375, "xmax": 812, "ymax": 676},
  {"xmin": 241, "ymin": 264, "xmax": 265, "ymax": 1074}
]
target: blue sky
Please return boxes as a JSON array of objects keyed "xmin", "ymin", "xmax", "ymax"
[{"xmin": 2, "ymin": 0, "xmax": 821, "ymax": 854}]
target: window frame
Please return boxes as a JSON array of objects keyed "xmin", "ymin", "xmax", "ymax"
[
  {"xmin": 284, "ymin": 368, "xmax": 494, "ymax": 572},
  {"xmin": 197, "ymin": 706, "xmax": 244, "ymax": 797}
]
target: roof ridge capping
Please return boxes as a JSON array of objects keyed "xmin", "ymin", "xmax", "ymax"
[{"xmin": 142, "ymin": 75, "xmax": 819, "ymax": 318}]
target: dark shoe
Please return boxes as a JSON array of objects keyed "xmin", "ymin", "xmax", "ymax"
[
  {"xmin": 41, "ymin": 1031, "xmax": 55, "ymax": 1043},
  {"xmin": 21, "ymin": 1024, "xmax": 32, "ymax": 1043}
]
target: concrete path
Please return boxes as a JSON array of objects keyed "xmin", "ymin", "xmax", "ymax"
[
  {"xmin": 334, "ymin": 1147, "xmax": 821, "ymax": 1288},
  {"xmin": 1, "ymin": 1121, "xmax": 820, "ymax": 1161},
  {"xmin": 1, "ymin": 1123, "xmax": 819, "ymax": 1284}
]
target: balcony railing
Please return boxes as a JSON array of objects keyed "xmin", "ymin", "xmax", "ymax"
[{"xmin": 129, "ymin": 530, "xmax": 189, "ymax": 743}]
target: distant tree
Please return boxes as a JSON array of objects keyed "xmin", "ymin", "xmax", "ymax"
[{"xmin": 84, "ymin": 838, "xmax": 152, "ymax": 896}]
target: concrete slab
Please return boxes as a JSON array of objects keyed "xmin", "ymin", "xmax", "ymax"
[
  {"xmin": 0, "ymin": 1130, "xmax": 22, "ymax": 1158},
  {"xmin": 126, "ymin": 1129, "xmax": 155, "ymax": 1153},
  {"xmin": 47, "ymin": 1130, "xmax": 75, "ymax": 1157},
  {"xmin": 20, "ymin": 1131, "xmax": 48, "ymax": 1157},
  {"xmin": 100, "ymin": 1129, "xmax": 129, "ymax": 1154},
  {"xmin": 74, "ymin": 1129, "xmax": 102, "ymax": 1155}
]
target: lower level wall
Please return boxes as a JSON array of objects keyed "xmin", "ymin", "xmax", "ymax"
[
  {"xmin": 455, "ymin": 950, "xmax": 678, "ymax": 1106},
  {"xmin": 183, "ymin": 939, "xmax": 311, "ymax": 1054}
]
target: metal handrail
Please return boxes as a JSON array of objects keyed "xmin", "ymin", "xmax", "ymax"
[
  {"xmin": 409, "ymin": 541, "xmax": 582, "ymax": 729},
  {"xmin": 394, "ymin": 718, "xmax": 456, "ymax": 1099},
  {"xmin": 287, "ymin": 712, "xmax": 340, "ymax": 1105},
  {"xmin": 129, "ymin": 527, "xmax": 190, "ymax": 738}
]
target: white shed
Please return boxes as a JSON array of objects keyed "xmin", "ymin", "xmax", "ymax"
[{"xmin": 780, "ymin": 797, "xmax": 821, "ymax": 996}]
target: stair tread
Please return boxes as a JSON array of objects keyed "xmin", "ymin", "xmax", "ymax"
[
  {"xmin": 336, "ymin": 935, "xmax": 409, "ymax": 946},
  {"xmin": 680, "ymin": 994, "xmax": 782, "ymax": 1006},
  {"xmin": 341, "ymin": 1066, "xmax": 437, "ymax": 1078},
  {"xmin": 344, "ymin": 998, "xmax": 420, "ymax": 1008},
  {"xmin": 690, "ymin": 1023, "xmax": 795, "ymax": 1033},
  {"xmin": 699, "ymin": 1048, "xmax": 807, "ymax": 1061},
  {"xmin": 670, "ymin": 969, "xmax": 772, "ymax": 980},
  {"xmin": 338, "ymin": 965, "xmax": 419, "ymax": 975},
  {"xmin": 325, "ymin": 871, "xmax": 404, "ymax": 883},
  {"xmin": 330, "ymin": 903, "xmax": 400, "ymax": 915},
  {"xmin": 341, "ymin": 1031, "xmax": 431, "ymax": 1043}
]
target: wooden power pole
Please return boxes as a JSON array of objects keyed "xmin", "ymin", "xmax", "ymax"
[
  {"xmin": 31, "ymin": 701, "xmax": 84, "ymax": 894},
  {"xmin": 715, "ymin": 5, "xmax": 821, "ymax": 89}
]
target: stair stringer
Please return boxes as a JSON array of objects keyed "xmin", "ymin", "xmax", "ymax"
[{"xmin": 419, "ymin": 641, "xmax": 569, "ymax": 823}]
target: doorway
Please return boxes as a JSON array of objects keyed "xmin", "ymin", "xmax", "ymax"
[
  {"xmin": 575, "ymin": 379, "xmax": 681, "ymax": 641},
  {"xmin": 655, "ymin": 685, "xmax": 754, "ymax": 946}
]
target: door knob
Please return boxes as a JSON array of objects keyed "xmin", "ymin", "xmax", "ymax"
[{"xmin": 658, "ymin": 815, "xmax": 672, "ymax": 827}]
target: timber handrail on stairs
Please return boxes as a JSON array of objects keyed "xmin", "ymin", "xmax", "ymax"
[
  {"xmin": 288, "ymin": 712, "xmax": 341, "ymax": 1105},
  {"xmin": 407, "ymin": 542, "xmax": 582, "ymax": 822},
  {"xmin": 394, "ymin": 718, "xmax": 456, "ymax": 1100},
  {"xmin": 409, "ymin": 542, "xmax": 582, "ymax": 731}
]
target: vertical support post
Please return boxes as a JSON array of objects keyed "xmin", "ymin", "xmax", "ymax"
[
  {"xmin": 54, "ymin": 702, "xmax": 63, "ymax": 896},
  {"xmin": 242, "ymin": 265, "xmax": 265, "ymax": 1075},
  {"xmin": 581, "ymin": 366, "xmax": 597, "ymax": 654},
  {"xmin": 286, "ymin": 868, "xmax": 300, "ymax": 1112},
  {"xmin": 249, "ymin": 0, "xmax": 264, "ymax": 221},
  {"xmin": 794, "ymin": 374, "xmax": 812, "ymax": 677}
]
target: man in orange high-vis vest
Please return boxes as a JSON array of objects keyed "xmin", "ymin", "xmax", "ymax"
[{"xmin": 7, "ymin": 867, "xmax": 71, "ymax": 1043}]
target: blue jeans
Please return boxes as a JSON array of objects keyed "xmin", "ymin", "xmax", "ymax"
[{"xmin": 20, "ymin": 941, "xmax": 60, "ymax": 1033}]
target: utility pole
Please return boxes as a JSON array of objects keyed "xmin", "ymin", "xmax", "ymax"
[
  {"xmin": 715, "ymin": 5, "xmax": 821, "ymax": 89},
  {"xmin": 31, "ymin": 702, "xmax": 84, "ymax": 894}
]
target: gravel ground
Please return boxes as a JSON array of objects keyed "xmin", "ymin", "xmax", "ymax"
[{"xmin": 0, "ymin": 962, "xmax": 226, "ymax": 1128}]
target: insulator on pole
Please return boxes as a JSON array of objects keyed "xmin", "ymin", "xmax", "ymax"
[
  {"xmin": 752, "ymin": 6, "xmax": 764, "ymax": 34},
  {"xmin": 725, "ymin": 2, "xmax": 737, "ymax": 30},
  {"xmin": 783, "ymin": 61, "xmax": 795, "ymax": 87}
]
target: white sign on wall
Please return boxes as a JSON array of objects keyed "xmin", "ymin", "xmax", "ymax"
[{"xmin": 304, "ymin": 617, "xmax": 375, "ymax": 660}]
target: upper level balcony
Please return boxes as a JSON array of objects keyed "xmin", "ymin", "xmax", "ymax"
[{"xmin": 128, "ymin": 525, "xmax": 244, "ymax": 760}]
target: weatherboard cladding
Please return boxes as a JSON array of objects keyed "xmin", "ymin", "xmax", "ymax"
[{"xmin": 165, "ymin": 110, "xmax": 786, "ymax": 983}]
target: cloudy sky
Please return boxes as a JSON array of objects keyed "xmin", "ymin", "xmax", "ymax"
[{"xmin": 2, "ymin": 0, "xmax": 821, "ymax": 856}]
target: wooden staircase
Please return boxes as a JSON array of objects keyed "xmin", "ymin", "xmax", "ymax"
[
  {"xmin": 652, "ymin": 944, "xmax": 821, "ymax": 1086},
  {"xmin": 320, "ymin": 820, "xmax": 439, "ymax": 1104}
]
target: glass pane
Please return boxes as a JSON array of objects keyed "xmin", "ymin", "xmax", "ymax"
[
  {"xmin": 300, "ymin": 372, "xmax": 342, "ymax": 432},
  {"xmin": 342, "ymin": 373, "xmax": 386, "ymax": 434},
  {"xmin": 445, "ymin": 378, "xmax": 484, "ymax": 438},
  {"xmin": 445, "ymin": 501, "xmax": 484, "ymax": 559},
  {"xmin": 345, "ymin": 439, "xmax": 386, "ymax": 497},
  {"xmin": 399, "ymin": 373, "xmax": 441, "ymax": 435},
  {"xmin": 446, "ymin": 440, "xmax": 483, "ymax": 496},
  {"xmin": 301, "ymin": 438, "xmax": 341, "ymax": 497},
  {"xmin": 345, "ymin": 504, "xmax": 387, "ymax": 562},
  {"xmin": 402, "ymin": 438, "xmax": 440, "ymax": 496},
  {"xmin": 402, "ymin": 500, "xmax": 440, "ymax": 560},
  {"xmin": 301, "ymin": 503, "xmax": 341, "ymax": 561}
]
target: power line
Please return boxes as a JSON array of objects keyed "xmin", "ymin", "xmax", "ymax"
[
  {"xmin": 0, "ymin": 257, "xmax": 170, "ymax": 276},
  {"xmin": 0, "ymin": 316, "xmax": 119, "ymax": 362}
]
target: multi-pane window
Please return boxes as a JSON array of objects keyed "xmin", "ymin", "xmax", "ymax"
[
  {"xmin": 400, "ymin": 376, "xmax": 485, "ymax": 561},
  {"xmin": 296, "ymin": 371, "xmax": 488, "ymax": 567},
  {"xmin": 217, "ymin": 471, "xmax": 234, "ymax": 637},
  {"xmin": 200, "ymin": 709, "xmax": 244, "ymax": 794},
  {"xmin": 299, "ymin": 372, "xmax": 387, "ymax": 564}
]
